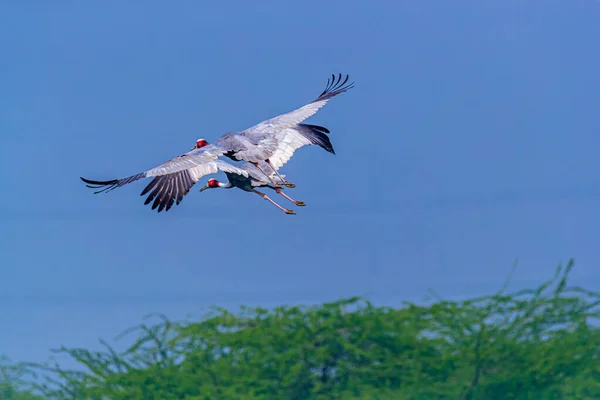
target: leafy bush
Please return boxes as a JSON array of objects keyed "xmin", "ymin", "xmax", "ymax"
[
  {"xmin": 1, "ymin": 357, "xmax": 42, "ymax": 400},
  {"xmin": 14, "ymin": 259, "xmax": 600, "ymax": 399}
]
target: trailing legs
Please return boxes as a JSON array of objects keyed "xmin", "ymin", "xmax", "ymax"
[
  {"xmin": 253, "ymin": 189, "xmax": 296, "ymax": 215},
  {"xmin": 265, "ymin": 159, "xmax": 295, "ymax": 188},
  {"xmin": 252, "ymin": 162, "xmax": 283, "ymax": 189},
  {"xmin": 267, "ymin": 185, "xmax": 305, "ymax": 207}
]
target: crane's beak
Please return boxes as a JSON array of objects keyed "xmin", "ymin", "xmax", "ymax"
[
  {"xmin": 190, "ymin": 145, "xmax": 197, "ymax": 151},
  {"xmin": 199, "ymin": 184, "xmax": 209, "ymax": 192}
]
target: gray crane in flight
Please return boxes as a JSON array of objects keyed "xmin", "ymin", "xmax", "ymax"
[
  {"xmin": 80, "ymin": 73, "xmax": 352, "ymax": 213},
  {"xmin": 188, "ymin": 73, "xmax": 353, "ymax": 188},
  {"xmin": 195, "ymin": 122, "xmax": 337, "ymax": 214},
  {"xmin": 200, "ymin": 165, "xmax": 302, "ymax": 215},
  {"xmin": 95, "ymin": 119, "xmax": 336, "ymax": 215}
]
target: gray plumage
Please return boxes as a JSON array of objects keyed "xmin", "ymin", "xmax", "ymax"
[
  {"xmin": 80, "ymin": 73, "xmax": 353, "ymax": 213},
  {"xmin": 80, "ymin": 149, "xmax": 249, "ymax": 212},
  {"xmin": 224, "ymin": 163, "xmax": 285, "ymax": 192},
  {"xmin": 218, "ymin": 123, "xmax": 336, "ymax": 192},
  {"xmin": 198, "ymin": 122, "xmax": 337, "ymax": 215}
]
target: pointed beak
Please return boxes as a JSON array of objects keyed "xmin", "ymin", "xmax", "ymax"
[
  {"xmin": 199, "ymin": 184, "xmax": 209, "ymax": 192},
  {"xmin": 190, "ymin": 145, "xmax": 197, "ymax": 151}
]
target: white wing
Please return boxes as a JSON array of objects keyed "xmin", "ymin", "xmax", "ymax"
[
  {"xmin": 81, "ymin": 147, "xmax": 249, "ymax": 212},
  {"xmin": 143, "ymin": 143, "xmax": 227, "ymax": 177},
  {"xmin": 138, "ymin": 159, "xmax": 249, "ymax": 212},
  {"xmin": 268, "ymin": 124, "xmax": 336, "ymax": 172},
  {"xmin": 240, "ymin": 73, "xmax": 354, "ymax": 135}
]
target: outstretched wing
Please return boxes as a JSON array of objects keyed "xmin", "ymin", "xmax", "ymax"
[
  {"xmin": 267, "ymin": 124, "xmax": 335, "ymax": 172},
  {"xmin": 80, "ymin": 145, "xmax": 248, "ymax": 212},
  {"xmin": 143, "ymin": 143, "xmax": 228, "ymax": 177},
  {"xmin": 240, "ymin": 73, "xmax": 354, "ymax": 135},
  {"xmin": 81, "ymin": 144, "xmax": 227, "ymax": 193},
  {"xmin": 137, "ymin": 159, "xmax": 249, "ymax": 212}
]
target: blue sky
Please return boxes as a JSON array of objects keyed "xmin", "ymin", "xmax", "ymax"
[{"xmin": 1, "ymin": 1, "xmax": 599, "ymax": 369}]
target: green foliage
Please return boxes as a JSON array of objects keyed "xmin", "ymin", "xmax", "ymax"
[
  {"xmin": 0, "ymin": 357, "xmax": 43, "ymax": 400},
  {"xmin": 15, "ymin": 259, "xmax": 600, "ymax": 399}
]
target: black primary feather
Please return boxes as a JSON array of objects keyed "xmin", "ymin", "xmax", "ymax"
[
  {"xmin": 139, "ymin": 169, "xmax": 197, "ymax": 213},
  {"xmin": 296, "ymin": 124, "xmax": 336, "ymax": 155},
  {"xmin": 313, "ymin": 73, "xmax": 354, "ymax": 103},
  {"xmin": 81, "ymin": 169, "xmax": 197, "ymax": 213},
  {"xmin": 80, "ymin": 173, "xmax": 146, "ymax": 194}
]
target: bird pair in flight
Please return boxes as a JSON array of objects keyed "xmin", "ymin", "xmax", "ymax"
[{"xmin": 80, "ymin": 74, "xmax": 354, "ymax": 215}]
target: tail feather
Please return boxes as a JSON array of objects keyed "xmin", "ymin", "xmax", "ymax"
[{"xmin": 296, "ymin": 124, "xmax": 336, "ymax": 155}]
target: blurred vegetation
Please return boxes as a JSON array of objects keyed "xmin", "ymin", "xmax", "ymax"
[
  {"xmin": 1, "ymin": 357, "xmax": 42, "ymax": 400},
  {"xmin": 6, "ymin": 259, "xmax": 600, "ymax": 399}
]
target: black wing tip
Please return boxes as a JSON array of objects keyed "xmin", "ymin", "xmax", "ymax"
[
  {"xmin": 322, "ymin": 142, "xmax": 336, "ymax": 155},
  {"xmin": 298, "ymin": 124, "xmax": 336, "ymax": 155},
  {"xmin": 81, "ymin": 172, "xmax": 146, "ymax": 195},
  {"xmin": 320, "ymin": 141, "xmax": 335, "ymax": 155},
  {"xmin": 317, "ymin": 73, "xmax": 355, "ymax": 100},
  {"xmin": 140, "ymin": 170, "xmax": 195, "ymax": 213},
  {"xmin": 80, "ymin": 176, "xmax": 120, "ymax": 194},
  {"xmin": 302, "ymin": 124, "xmax": 331, "ymax": 135},
  {"xmin": 80, "ymin": 176, "xmax": 118, "ymax": 186}
]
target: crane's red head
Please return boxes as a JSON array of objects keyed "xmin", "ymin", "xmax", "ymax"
[
  {"xmin": 195, "ymin": 138, "xmax": 209, "ymax": 148},
  {"xmin": 200, "ymin": 178, "xmax": 220, "ymax": 192}
]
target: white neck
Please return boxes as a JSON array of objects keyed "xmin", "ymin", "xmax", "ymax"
[{"xmin": 218, "ymin": 182, "xmax": 234, "ymax": 189}]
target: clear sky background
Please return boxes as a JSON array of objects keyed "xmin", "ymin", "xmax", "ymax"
[{"xmin": 1, "ymin": 1, "xmax": 599, "ymax": 369}]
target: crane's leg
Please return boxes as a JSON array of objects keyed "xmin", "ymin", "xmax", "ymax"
[
  {"xmin": 252, "ymin": 162, "xmax": 282, "ymax": 189},
  {"xmin": 265, "ymin": 159, "xmax": 295, "ymax": 188},
  {"xmin": 266, "ymin": 185, "xmax": 305, "ymax": 207},
  {"xmin": 253, "ymin": 189, "xmax": 296, "ymax": 215}
]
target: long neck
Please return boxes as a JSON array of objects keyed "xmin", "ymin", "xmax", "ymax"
[{"xmin": 218, "ymin": 182, "xmax": 234, "ymax": 189}]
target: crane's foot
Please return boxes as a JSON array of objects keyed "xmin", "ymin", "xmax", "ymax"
[
  {"xmin": 295, "ymin": 201, "xmax": 306, "ymax": 207},
  {"xmin": 284, "ymin": 209, "xmax": 296, "ymax": 215},
  {"xmin": 284, "ymin": 182, "xmax": 296, "ymax": 188},
  {"xmin": 273, "ymin": 183, "xmax": 283, "ymax": 189}
]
